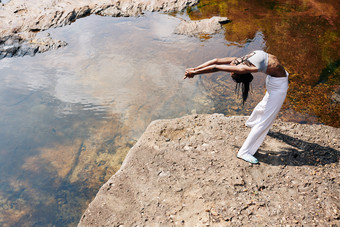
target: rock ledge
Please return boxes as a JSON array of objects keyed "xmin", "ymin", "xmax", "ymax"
[{"xmin": 79, "ymin": 114, "xmax": 340, "ymax": 226}]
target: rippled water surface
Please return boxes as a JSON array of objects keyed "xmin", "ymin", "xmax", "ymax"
[{"xmin": 0, "ymin": 0, "xmax": 338, "ymax": 225}]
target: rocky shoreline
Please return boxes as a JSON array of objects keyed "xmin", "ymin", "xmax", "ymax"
[
  {"xmin": 0, "ymin": 0, "xmax": 203, "ymax": 59},
  {"xmin": 78, "ymin": 114, "xmax": 339, "ymax": 226},
  {"xmin": 2, "ymin": 0, "xmax": 339, "ymax": 226},
  {"xmin": 0, "ymin": 0, "xmax": 233, "ymax": 59}
]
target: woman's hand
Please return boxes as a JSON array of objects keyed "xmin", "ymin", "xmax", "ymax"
[{"xmin": 184, "ymin": 68, "xmax": 196, "ymax": 79}]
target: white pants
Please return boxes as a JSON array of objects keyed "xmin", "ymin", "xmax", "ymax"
[{"xmin": 238, "ymin": 74, "xmax": 288, "ymax": 156}]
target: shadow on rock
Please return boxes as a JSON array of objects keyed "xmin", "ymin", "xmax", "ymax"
[{"xmin": 256, "ymin": 131, "xmax": 339, "ymax": 166}]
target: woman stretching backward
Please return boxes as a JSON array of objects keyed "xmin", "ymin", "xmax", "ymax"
[{"xmin": 184, "ymin": 50, "xmax": 289, "ymax": 164}]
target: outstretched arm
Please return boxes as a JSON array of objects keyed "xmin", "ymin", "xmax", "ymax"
[
  {"xmin": 187, "ymin": 57, "xmax": 237, "ymax": 73},
  {"xmin": 194, "ymin": 57, "xmax": 237, "ymax": 70},
  {"xmin": 184, "ymin": 64, "xmax": 258, "ymax": 79}
]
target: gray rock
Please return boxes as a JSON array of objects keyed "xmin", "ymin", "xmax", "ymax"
[
  {"xmin": 174, "ymin": 16, "xmax": 230, "ymax": 37},
  {"xmin": 0, "ymin": 35, "xmax": 67, "ymax": 59}
]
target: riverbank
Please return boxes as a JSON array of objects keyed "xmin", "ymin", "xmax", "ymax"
[
  {"xmin": 1, "ymin": 0, "xmax": 339, "ymax": 226},
  {"xmin": 0, "ymin": 0, "xmax": 199, "ymax": 58},
  {"xmin": 79, "ymin": 114, "xmax": 339, "ymax": 226}
]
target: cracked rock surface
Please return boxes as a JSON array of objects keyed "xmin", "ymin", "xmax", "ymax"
[{"xmin": 78, "ymin": 114, "xmax": 340, "ymax": 226}]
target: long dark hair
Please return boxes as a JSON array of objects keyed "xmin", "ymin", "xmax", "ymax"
[
  {"xmin": 231, "ymin": 54, "xmax": 254, "ymax": 105},
  {"xmin": 231, "ymin": 72, "xmax": 253, "ymax": 105}
]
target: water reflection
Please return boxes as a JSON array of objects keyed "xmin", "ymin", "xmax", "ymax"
[
  {"xmin": 0, "ymin": 13, "xmax": 266, "ymax": 226},
  {"xmin": 2, "ymin": 1, "xmax": 337, "ymax": 223},
  {"xmin": 187, "ymin": 0, "xmax": 339, "ymax": 126}
]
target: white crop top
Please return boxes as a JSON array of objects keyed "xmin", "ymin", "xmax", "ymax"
[{"xmin": 247, "ymin": 50, "xmax": 269, "ymax": 73}]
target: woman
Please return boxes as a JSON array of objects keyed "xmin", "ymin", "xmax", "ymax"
[{"xmin": 184, "ymin": 50, "xmax": 289, "ymax": 164}]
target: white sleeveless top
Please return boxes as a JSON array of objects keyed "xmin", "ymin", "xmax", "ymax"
[{"xmin": 247, "ymin": 50, "xmax": 268, "ymax": 73}]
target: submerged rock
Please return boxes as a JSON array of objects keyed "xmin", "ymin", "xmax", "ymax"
[{"xmin": 78, "ymin": 114, "xmax": 340, "ymax": 226}]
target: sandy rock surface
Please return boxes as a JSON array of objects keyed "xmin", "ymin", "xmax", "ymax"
[{"xmin": 78, "ymin": 114, "xmax": 340, "ymax": 226}]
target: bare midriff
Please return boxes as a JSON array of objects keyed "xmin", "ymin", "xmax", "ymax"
[{"xmin": 266, "ymin": 54, "xmax": 287, "ymax": 77}]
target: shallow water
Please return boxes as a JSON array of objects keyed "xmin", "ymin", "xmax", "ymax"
[
  {"xmin": 0, "ymin": 0, "xmax": 339, "ymax": 225},
  {"xmin": 0, "ymin": 13, "xmax": 267, "ymax": 226},
  {"xmin": 188, "ymin": 0, "xmax": 340, "ymax": 126}
]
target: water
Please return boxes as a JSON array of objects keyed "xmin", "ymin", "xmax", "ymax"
[
  {"xmin": 188, "ymin": 0, "xmax": 340, "ymax": 126},
  {"xmin": 0, "ymin": 13, "xmax": 266, "ymax": 226},
  {"xmin": 0, "ymin": 0, "xmax": 338, "ymax": 224}
]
